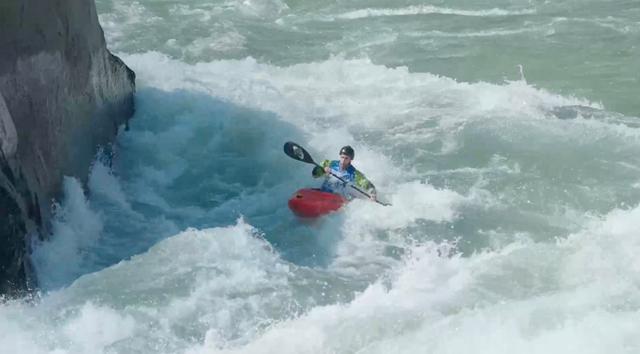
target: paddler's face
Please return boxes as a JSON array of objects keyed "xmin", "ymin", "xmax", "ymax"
[{"xmin": 339, "ymin": 154, "xmax": 352, "ymax": 170}]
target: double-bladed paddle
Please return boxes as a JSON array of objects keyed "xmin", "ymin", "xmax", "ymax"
[{"xmin": 283, "ymin": 141, "xmax": 391, "ymax": 206}]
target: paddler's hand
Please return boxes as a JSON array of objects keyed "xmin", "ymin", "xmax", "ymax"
[
  {"xmin": 370, "ymin": 193, "xmax": 377, "ymax": 201},
  {"xmin": 324, "ymin": 166, "xmax": 331, "ymax": 174}
]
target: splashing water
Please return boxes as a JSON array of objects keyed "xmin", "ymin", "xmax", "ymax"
[{"xmin": 7, "ymin": 0, "xmax": 640, "ymax": 353}]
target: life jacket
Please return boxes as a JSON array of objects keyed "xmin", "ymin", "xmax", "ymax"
[{"xmin": 313, "ymin": 160, "xmax": 375, "ymax": 199}]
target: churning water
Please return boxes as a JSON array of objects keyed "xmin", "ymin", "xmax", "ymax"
[{"xmin": 4, "ymin": 1, "xmax": 640, "ymax": 353}]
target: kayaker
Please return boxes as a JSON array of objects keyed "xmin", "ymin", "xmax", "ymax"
[{"xmin": 312, "ymin": 145, "xmax": 377, "ymax": 201}]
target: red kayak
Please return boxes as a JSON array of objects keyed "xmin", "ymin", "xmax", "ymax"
[{"xmin": 288, "ymin": 188, "xmax": 347, "ymax": 218}]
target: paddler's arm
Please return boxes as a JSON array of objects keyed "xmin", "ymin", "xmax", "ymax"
[
  {"xmin": 354, "ymin": 170, "xmax": 377, "ymax": 200},
  {"xmin": 312, "ymin": 160, "xmax": 331, "ymax": 178}
]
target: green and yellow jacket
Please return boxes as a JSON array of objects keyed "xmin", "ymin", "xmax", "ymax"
[{"xmin": 312, "ymin": 160, "xmax": 376, "ymax": 198}]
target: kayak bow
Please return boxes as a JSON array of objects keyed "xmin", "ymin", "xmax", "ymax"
[{"xmin": 288, "ymin": 188, "xmax": 346, "ymax": 218}]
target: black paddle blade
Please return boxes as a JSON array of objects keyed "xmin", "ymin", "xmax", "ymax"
[{"xmin": 283, "ymin": 141, "xmax": 316, "ymax": 165}]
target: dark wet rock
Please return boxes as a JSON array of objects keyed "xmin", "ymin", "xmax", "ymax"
[
  {"xmin": 0, "ymin": 0, "xmax": 135, "ymax": 295},
  {"xmin": 549, "ymin": 105, "xmax": 640, "ymax": 128}
]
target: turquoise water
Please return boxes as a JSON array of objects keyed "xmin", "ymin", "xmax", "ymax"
[
  {"xmin": 3, "ymin": 1, "xmax": 640, "ymax": 353},
  {"xmin": 97, "ymin": 0, "xmax": 640, "ymax": 115}
]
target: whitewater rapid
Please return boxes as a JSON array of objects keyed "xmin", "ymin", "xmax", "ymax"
[{"xmin": 4, "ymin": 0, "xmax": 640, "ymax": 353}]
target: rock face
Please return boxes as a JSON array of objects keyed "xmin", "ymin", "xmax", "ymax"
[{"xmin": 0, "ymin": 0, "xmax": 135, "ymax": 295}]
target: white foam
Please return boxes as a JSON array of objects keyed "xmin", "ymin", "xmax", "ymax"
[
  {"xmin": 410, "ymin": 27, "xmax": 541, "ymax": 38},
  {"xmin": 183, "ymin": 206, "xmax": 640, "ymax": 354},
  {"xmin": 17, "ymin": 195, "xmax": 640, "ymax": 354},
  {"xmin": 168, "ymin": 4, "xmax": 223, "ymax": 22},
  {"xmin": 10, "ymin": 2, "xmax": 640, "ymax": 353},
  {"xmin": 551, "ymin": 16, "xmax": 640, "ymax": 34},
  {"xmin": 60, "ymin": 219, "xmax": 292, "ymax": 350},
  {"xmin": 186, "ymin": 31, "xmax": 248, "ymax": 56},
  {"xmin": 560, "ymin": 205, "xmax": 640, "ymax": 288},
  {"xmin": 349, "ymin": 181, "xmax": 464, "ymax": 229},
  {"xmin": 333, "ymin": 6, "xmax": 536, "ymax": 21},
  {"xmin": 3, "ymin": 220, "xmax": 297, "ymax": 354},
  {"xmin": 88, "ymin": 159, "xmax": 131, "ymax": 210},
  {"xmin": 121, "ymin": 52, "xmax": 601, "ymax": 157},
  {"xmin": 98, "ymin": 1, "xmax": 162, "ymax": 48},
  {"xmin": 62, "ymin": 303, "xmax": 136, "ymax": 353},
  {"xmin": 224, "ymin": 0, "xmax": 290, "ymax": 19},
  {"xmin": 32, "ymin": 177, "xmax": 104, "ymax": 290}
]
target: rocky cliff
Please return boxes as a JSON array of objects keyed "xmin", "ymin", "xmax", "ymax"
[{"xmin": 0, "ymin": 0, "xmax": 135, "ymax": 295}]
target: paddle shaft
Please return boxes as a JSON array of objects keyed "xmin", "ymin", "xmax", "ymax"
[
  {"xmin": 284, "ymin": 141, "xmax": 390, "ymax": 206},
  {"xmin": 314, "ymin": 162, "xmax": 390, "ymax": 206}
]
